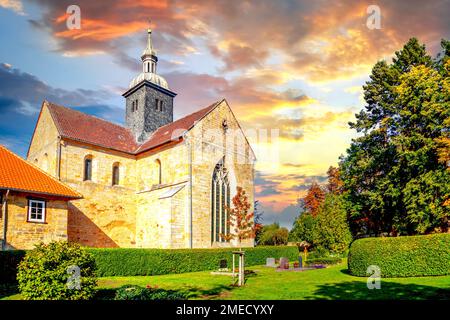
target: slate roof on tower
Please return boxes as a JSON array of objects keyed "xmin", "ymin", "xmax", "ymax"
[{"xmin": 38, "ymin": 100, "xmax": 222, "ymax": 155}]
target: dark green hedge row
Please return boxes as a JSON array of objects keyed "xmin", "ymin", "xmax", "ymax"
[
  {"xmin": 348, "ymin": 234, "xmax": 450, "ymax": 277},
  {"xmin": 87, "ymin": 246, "xmax": 299, "ymax": 277},
  {"xmin": 0, "ymin": 250, "xmax": 26, "ymax": 283},
  {"xmin": 1, "ymin": 246, "xmax": 299, "ymax": 282}
]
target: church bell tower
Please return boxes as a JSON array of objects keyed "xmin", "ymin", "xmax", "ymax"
[{"xmin": 123, "ymin": 27, "xmax": 177, "ymax": 142}]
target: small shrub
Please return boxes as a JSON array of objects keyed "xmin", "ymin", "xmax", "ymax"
[
  {"xmin": 17, "ymin": 241, "xmax": 97, "ymax": 300},
  {"xmin": 348, "ymin": 234, "xmax": 450, "ymax": 277},
  {"xmin": 114, "ymin": 285, "xmax": 186, "ymax": 300}
]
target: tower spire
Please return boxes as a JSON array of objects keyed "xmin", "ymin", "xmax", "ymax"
[
  {"xmin": 144, "ymin": 28, "xmax": 154, "ymax": 56},
  {"xmin": 141, "ymin": 21, "xmax": 157, "ymax": 73},
  {"xmin": 124, "ymin": 24, "xmax": 177, "ymax": 143}
]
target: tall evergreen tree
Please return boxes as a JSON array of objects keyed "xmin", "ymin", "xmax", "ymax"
[{"xmin": 340, "ymin": 38, "xmax": 449, "ymax": 236}]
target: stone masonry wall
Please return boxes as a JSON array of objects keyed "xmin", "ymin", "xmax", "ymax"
[
  {"xmin": 27, "ymin": 104, "xmax": 60, "ymax": 177},
  {"xmin": 188, "ymin": 100, "xmax": 255, "ymax": 248},
  {"xmin": 135, "ymin": 143, "xmax": 189, "ymax": 248},
  {"xmin": 125, "ymin": 84, "xmax": 174, "ymax": 142},
  {"xmin": 60, "ymin": 141, "xmax": 137, "ymax": 247},
  {"xmin": 2, "ymin": 192, "xmax": 68, "ymax": 250}
]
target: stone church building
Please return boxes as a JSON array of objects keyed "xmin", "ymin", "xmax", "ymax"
[{"xmin": 25, "ymin": 28, "xmax": 255, "ymax": 249}]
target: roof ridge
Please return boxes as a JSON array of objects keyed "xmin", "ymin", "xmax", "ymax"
[{"xmin": 0, "ymin": 145, "xmax": 82, "ymax": 198}]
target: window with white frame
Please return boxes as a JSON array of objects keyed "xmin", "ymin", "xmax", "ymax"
[{"xmin": 28, "ymin": 199, "xmax": 46, "ymax": 223}]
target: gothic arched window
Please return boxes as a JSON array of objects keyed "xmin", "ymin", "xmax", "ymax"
[{"xmin": 211, "ymin": 158, "xmax": 230, "ymax": 243}]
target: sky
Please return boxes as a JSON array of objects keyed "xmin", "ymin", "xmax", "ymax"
[{"xmin": 0, "ymin": 0, "xmax": 449, "ymax": 228}]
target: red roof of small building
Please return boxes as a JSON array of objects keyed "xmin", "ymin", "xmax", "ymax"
[
  {"xmin": 44, "ymin": 100, "xmax": 221, "ymax": 155},
  {"xmin": 0, "ymin": 145, "xmax": 82, "ymax": 199}
]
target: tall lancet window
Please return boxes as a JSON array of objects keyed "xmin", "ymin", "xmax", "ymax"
[{"xmin": 211, "ymin": 158, "xmax": 231, "ymax": 243}]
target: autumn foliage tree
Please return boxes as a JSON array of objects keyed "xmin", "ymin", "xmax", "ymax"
[
  {"xmin": 326, "ymin": 166, "xmax": 343, "ymax": 195},
  {"xmin": 303, "ymin": 182, "xmax": 325, "ymax": 217},
  {"xmin": 221, "ymin": 186, "xmax": 258, "ymax": 249}
]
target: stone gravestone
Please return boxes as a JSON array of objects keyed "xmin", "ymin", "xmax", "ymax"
[
  {"xmin": 266, "ymin": 258, "xmax": 276, "ymax": 267},
  {"xmin": 279, "ymin": 257, "xmax": 289, "ymax": 269},
  {"xmin": 219, "ymin": 259, "xmax": 228, "ymax": 271}
]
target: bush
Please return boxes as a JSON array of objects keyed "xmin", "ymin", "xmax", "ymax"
[
  {"xmin": 17, "ymin": 241, "xmax": 97, "ymax": 300},
  {"xmin": 348, "ymin": 234, "xmax": 450, "ymax": 277},
  {"xmin": 258, "ymin": 223, "xmax": 289, "ymax": 245},
  {"xmin": 114, "ymin": 285, "xmax": 186, "ymax": 300},
  {"xmin": 87, "ymin": 246, "xmax": 299, "ymax": 277},
  {"xmin": 306, "ymin": 247, "xmax": 332, "ymax": 260},
  {"xmin": 0, "ymin": 250, "xmax": 26, "ymax": 284},
  {"xmin": 306, "ymin": 257, "xmax": 342, "ymax": 266}
]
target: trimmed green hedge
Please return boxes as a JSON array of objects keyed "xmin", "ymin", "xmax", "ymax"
[
  {"xmin": 1, "ymin": 246, "xmax": 298, "ymax": 282},
  {"xmin": 87, "ymin": 246, "xmax": 299, "ymax": 277},
  {"xmin": 0, "ymin": 250, "xmax": 26, "ymax": 284},
  {"xmin": 348, "ymin": 234, "xmax": 450, "ymax": 277}
]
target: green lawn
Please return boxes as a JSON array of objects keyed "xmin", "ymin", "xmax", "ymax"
[{"xmin": 2, "ymin": 262, "xmax": 450, "ymax": 300}]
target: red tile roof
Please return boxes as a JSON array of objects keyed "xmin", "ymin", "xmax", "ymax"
[
  {"xmin": 44, "ymin": 100, "xmax": 221, "ymax": 155},
  {"xmin": 47, "ymin": 103, "xmax": 139, "ymax": 153},
  {"xmin": 0, "ymin": 145, "xmax": 82, "ymax": 199}
]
